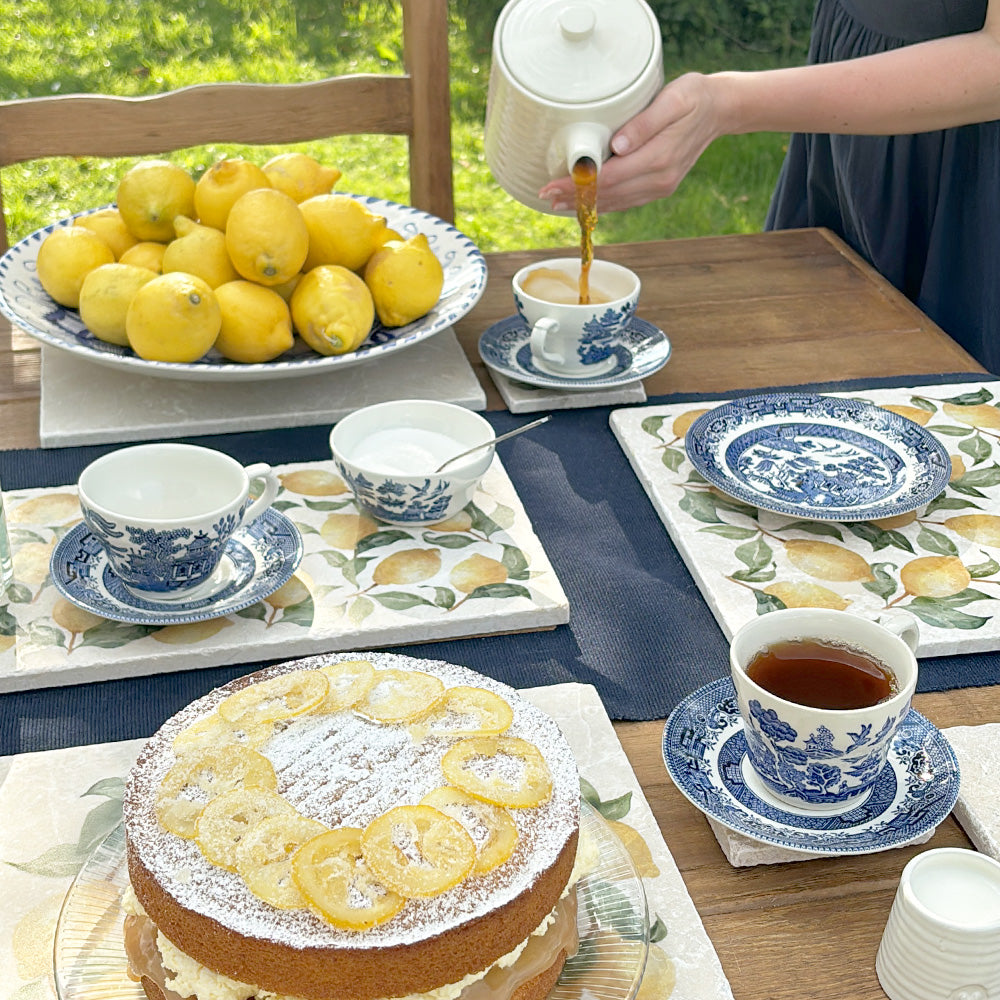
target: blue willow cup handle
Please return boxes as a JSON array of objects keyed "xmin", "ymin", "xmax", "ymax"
[
  {"xmin": 872, "ymin": 608, "xmax": 920, "ymax": 654},
  {"xmin": 529, "ymin": 316, "xmax": 564, "ymax": 366},
  {"xmin": 242, "ymin": 463, "xmax": 279, "ymax": 526}
]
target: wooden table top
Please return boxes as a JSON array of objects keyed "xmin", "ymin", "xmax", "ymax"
[{"xmin": 1, "ymin": 226, "xmax": 994, "ymax": 999}]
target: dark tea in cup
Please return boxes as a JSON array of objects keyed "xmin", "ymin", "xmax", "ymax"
[{"xmin": 745, "ymin": 638, "xmax": 896, "ymax": 710}]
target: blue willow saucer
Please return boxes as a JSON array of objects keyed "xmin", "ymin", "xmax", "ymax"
[
  {"xmin": 478, "ymin": 315, "xmax": 671, "ymax": 391},
  {"xmin": 50, "ymin": 508, "xmax": 303, "ymax": 626},
  {"xmin": 684, "ymin": 392, "xmax": 951, "ymax": 521},
  {"xmin": 662, "ymin": 677, "xmax": 959, "ymax": 855}
]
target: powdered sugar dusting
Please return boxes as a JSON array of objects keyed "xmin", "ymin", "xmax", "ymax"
[{"xmin": 124, "ymin": 652, "xmax": 579, "ymax": 950}]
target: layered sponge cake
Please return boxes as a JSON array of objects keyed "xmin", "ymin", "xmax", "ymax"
[{"xmin": 122, "ymin": 652, "xmax": 582, "ymax": 1000}]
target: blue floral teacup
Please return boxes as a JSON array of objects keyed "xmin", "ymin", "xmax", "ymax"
[
  {"xmin": 513, "ymin": 257, "xmax": 639, "ymax": 379},
  {"xmin": 730, "ymin": 607, "xmax": 919, "ymax": 814},
  {"xmin": 77, "ymin": 443, "xmax": 279, "ymax": 602}
]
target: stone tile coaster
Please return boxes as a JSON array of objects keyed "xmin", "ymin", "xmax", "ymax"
[
  {"xmin": 611, "ymin": 381, "xmax": 1000, "ymax": 658},
  {"xmin": 703, "ymin": 815, "xmax": 934, "ymax": 868},
  {"xmin": 0, "ymin": 456, "xmax": 567, "ymax": 692},
  {"xmin": 39, "ymin": 329, "xmax": 486, "ymax": 447},
  {"xmin": 488, "ymin": 367, "xmax": 645, "ymax": 414},
  {"xmin": 942, "ymin": 723, "xmax": 1000, "ymax": 860},
  {"xmin": 0, "ymin": 682, "xmax": 734, "ymax": 1000}
]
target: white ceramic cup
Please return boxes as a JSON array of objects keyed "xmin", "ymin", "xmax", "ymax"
[
  {"xmin": 77, "ymin": 443, "xmax": 279, "ymax": 602},
  {"xmin": 876, "ymin": 848, "xmax": 1000, "ymax": 1000},
  {"xmin": 330, "ymin": 399, "xmax": 495, "ymax": 525},
  {"xmin": 513, "ymin": 257, "xmax": 640, "ymax": 378},
  {"xmin": 730, "ymin": 607, "xmax": 919, "ymax": 813}
]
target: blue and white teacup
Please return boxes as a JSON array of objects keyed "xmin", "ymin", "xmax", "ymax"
[
  {"xmin": 77, "ymin": 443, "xmax": 279, "ymax": 602},
  {"xmin": 513, "ymin": 257, "xmax": 639, "ymax": 379},
  {"xmin": 730, "ymin": 607, "xmax": 919, "ymax": 814}
]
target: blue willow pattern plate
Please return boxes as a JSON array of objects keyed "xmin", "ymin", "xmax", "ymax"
[
  {"xmin": 478, "ymin": 315, "xmax": 671, "ymax": 391},
  {"xmin": 662, "ymin": 677, "xmax": 960, "ymax": 855},
  {"xmin": 0, "ymin": 196, "xmax": 487, "ymax": 382},
  {"xmin": 49, "ymin": 508, "xmax": 302, "ymax": 625},
  {"xmin": 685, "ymin": 392, "xmax": 951, "ymax": 521}
]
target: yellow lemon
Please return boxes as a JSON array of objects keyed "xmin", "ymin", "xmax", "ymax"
[
  {"xmin": 78, "ymin": 262, "xmax": 158, "ymax": 346},
  {"xmin": 116, "ymin": 159, "xmax": 197, "ymax": 242},
  {"xmin": 269, "ymin": 272, "xmax": 303, "ymax": 303},
  {"xmin": 214, "ymin": 280, "xmax": 294, "ymax": 363},
  {"xmin": 225, "ymin": 188, "xmax": 309, "ymax": 286},
  {"xmin": 119, "ymin": 241, "xmax": 168, "ymax": 273},
  {"xmin": 73, "ymin": 208, "xmax": 139, "ymax": 259},
  {"xmin": 364, "ymin": 233, "xmax": 444, "ymax": 327},
  {"xmin": 194, "ymin": 157, "xmax": 271, "ymax": 230},
  {"xmin": 162, "ymin": 216, "xmax": 240, "ymax": 288},
  {"xmin": 290, "ymin": 264, "xmax": 374, "ymax": 355},
  {"xmin": 35, "ymin": 227, "xmax": 115, "ymax": 307},
  {"xmin": 299, "ymin": 194, "xmax": 389, "ymax": 272},
  {"xmin": 262, "ymin": 152, "xmax": 341, "ymax": 202},
  {"xmin": 125, "ymin": 272, "xmax": 222, "ymax": 362}
]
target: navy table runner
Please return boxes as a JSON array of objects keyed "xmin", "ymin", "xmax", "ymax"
[{"xmin": 1, "ymin": 372, "xmax": 995, "ymax": 755}]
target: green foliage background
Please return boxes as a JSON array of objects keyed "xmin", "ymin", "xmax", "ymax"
[{"xmin": 1, "ymin": 0, "xmax": 812, "ymax": 252}]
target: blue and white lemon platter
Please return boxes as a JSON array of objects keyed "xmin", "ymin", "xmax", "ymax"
[
  {"xmin": 685, "ymin": 392, "xmax": 951, "ymax": 521},
  {"xmin": 662, "ymin": 677, "xmax": 960, "ymax": 855},
  {"xmin": 50, "ymin": 508, "xmax": 303, "ymax": 625},
  {"xmin": 0, "ymin": 197, "xmax": 487, "ymax": 381},
  {"xmin": 479, "ymin": 315, "xmax": 671, "ymax": 391}
]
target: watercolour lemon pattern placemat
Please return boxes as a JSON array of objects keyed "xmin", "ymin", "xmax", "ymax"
[
  {"xmin": 0, "ymin": 682, "xmax": 734, "ymax": 1000},
  {"xmin": 611, "ymin": 381, "xmax": 1000, "ymax": 658},
  {"xmin": 0, "ymin": 458, "xmax": 568, "ymax": 693}
]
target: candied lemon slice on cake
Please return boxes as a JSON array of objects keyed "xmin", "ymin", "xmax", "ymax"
[
  {"xmin": 155, "ymin": 745, "xmax": 277, "ymax": 838},
  {"xmin": 425, "ymin": 686, "xmax": 514, "ymax": 737},
  {"xmin": 361, "ymin": 805, "xmax": 475, "ymax": 898},
  {"xmin": 419, "ymin": 786, "xmax": 519, "ymax": 874},
  {"xmin": 317, "ymin": 658, "xmax": 377, "ymax": 712},
  {"xmin": 441, "ymin": 737, "xmax": 553, "ymax": 808},
  {"xmin": 236, "ymin": 813, "xmax": 329, "ymax": 909},
  {"xmin": 354, "ymin": 668, "xmax": 445, "ymax": 724},
  {"xmin": 218, "ymin": 670, "xmax": 329, "ymax": 726},
  {"xmin": 172, "ymin": 710, "xmax": 274, "ymax": 756},
  {"xmin": 293, "ymin": 828, "xmax": 405, "ymax": 930},
  {"xmin": 196, "ymin": 787, "xmax": 295, "ymax": 871}
]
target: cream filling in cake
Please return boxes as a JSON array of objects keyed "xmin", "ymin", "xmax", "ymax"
[{"xmin": 123, "ymin": 828, "xmax": 597, "ymax": 1000}]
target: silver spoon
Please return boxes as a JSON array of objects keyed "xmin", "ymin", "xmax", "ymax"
[{"xmin": 434, "ymin": 415, "xmax": 551, "ymax": 473}]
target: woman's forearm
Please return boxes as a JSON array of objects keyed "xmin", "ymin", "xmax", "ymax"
[{"xmin": 713, "ymin": 26, "xmax": 1000, "ymax": 137}]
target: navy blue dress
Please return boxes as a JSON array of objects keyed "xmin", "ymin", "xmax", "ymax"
[{"xmin": 765, "ymin": 0, "xmax": 1000, "ymax": 372}]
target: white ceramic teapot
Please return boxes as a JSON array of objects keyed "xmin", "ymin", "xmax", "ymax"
[{"xmin": 484, "ymin": 0, "xmax": 664, "ymax": 214}]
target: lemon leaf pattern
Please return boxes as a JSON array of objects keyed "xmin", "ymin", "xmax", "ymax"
[{"xmin": 614, "ymin": 382, "xmax": 1000, "ymax": 651}]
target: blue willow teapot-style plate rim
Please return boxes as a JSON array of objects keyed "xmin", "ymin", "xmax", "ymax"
[
  {"xmin": 662, "ymin": 676, "xmax": 959, "ymax": 855},
  {"xmin": 0, "ymin": 196, "xmax": 487, "ymax": 382},
  {"xmin": 49, "ymin": 507, "xmax": 303, "ymax": 625},
  {"xmin": 684, "ymin": 391, "xmax": 952, "ymax": 522},
  {"xmin": 478, "ymin": 314, "xmax": 671, "ymax": 391}
]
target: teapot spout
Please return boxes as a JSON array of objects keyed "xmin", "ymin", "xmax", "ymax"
[{"xmin": 545, "ymin": 122, "xmax": 610, "ymax": 187}]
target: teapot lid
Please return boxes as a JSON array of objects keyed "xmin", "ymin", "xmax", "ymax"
[{"xmin": 496, "ymin": 0, "xmax": 659, "ymax": 104}]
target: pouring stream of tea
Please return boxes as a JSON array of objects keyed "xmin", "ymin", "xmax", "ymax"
[
  {"xmin": 573, "ymin": 156, "xmax": 598, "ymax": 304},
  {"xmin": 434, "ymin": 415, "xmax": 552, "ymax": 473}
]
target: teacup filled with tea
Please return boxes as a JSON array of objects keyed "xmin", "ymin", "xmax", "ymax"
[
  {"xmin": 513, "ymin": 256, "xmax": 640, "ymax": 378},
  {"xmin": 730, "ymin": 607, "xmax": 919, "ymax": 813}
]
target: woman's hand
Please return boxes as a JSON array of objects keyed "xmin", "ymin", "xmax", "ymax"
[{"xmin": 538, "ymin": 72, "xmax": 729, "ymax": 212}]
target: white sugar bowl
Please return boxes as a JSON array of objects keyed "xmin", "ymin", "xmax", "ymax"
[{"xmin": 484, "ymin": 0, "xmax": 664, "ymax": 214}]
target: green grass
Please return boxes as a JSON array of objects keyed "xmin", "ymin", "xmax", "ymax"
[{"xmin": 1, "ymin": 0, "xmax": 799, "ymax": 252}]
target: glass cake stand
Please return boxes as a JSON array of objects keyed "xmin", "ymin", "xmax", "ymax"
[{"xmin": 54, "ymin": 803, "xmax": 649, "ymax": 1000}]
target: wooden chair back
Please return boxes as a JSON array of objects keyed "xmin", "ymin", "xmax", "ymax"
[{"xmin": 0, "ymin": 0, "xmax": 453, "ymax": 253}]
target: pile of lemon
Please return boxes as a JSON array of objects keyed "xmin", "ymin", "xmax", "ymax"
[{"xmin": 34, "ymin": 154, "xmax": 445, "ymax": 364}]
